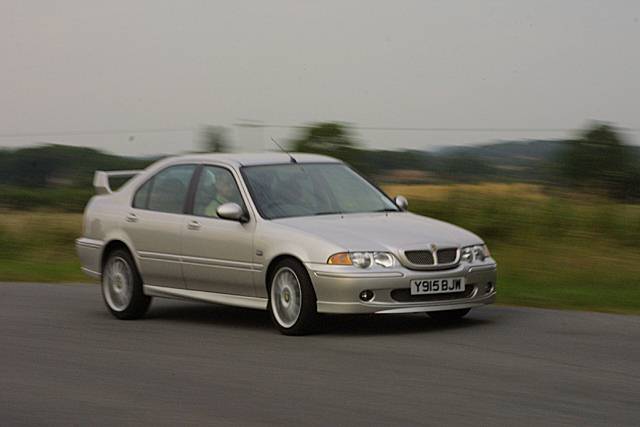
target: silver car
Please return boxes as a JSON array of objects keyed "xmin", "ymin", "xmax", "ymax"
[{"xmin": 76, "ymin": 153, "xmax": 496, "ymax": 334}]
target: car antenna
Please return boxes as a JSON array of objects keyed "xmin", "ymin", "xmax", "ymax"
[{"xmin": 271, "ymin": 137, "xmax": 297, "ymax": 164}]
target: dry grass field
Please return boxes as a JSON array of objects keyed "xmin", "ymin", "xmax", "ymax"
[{"xmin": 382, "ymin": 183, "xmax": 548, "ymax": 202}]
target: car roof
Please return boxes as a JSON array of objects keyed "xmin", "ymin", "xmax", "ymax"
[{"xmin": 167, "ymin": 152, "xmax": 342, "ymax": 167}]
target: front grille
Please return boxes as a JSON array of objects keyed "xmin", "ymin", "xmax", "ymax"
[
  {"xmin": 390, "ymin": 285, "xmax": 475, "ymax": 302},
  {"xmin": 437, "ymin": 248, "xmax": 457, "ymax": 264},
  {"xmin": 404, "ymin": 250, "xmax": 435, "ymax": 265},
  {"xmin": 402, "ymin": 247, "xmax": 459, "ymax": 269}
]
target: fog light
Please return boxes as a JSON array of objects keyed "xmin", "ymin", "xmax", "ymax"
[{"xmin": 359, "ymin": 290, "xmax": 374, "ymax": 302}]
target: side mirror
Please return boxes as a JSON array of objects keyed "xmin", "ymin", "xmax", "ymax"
[
  {"xmin": 394, "ymin": 195, "xmax": 408, "ymax": 211},
  {"xmin": 216, "ymin": 202, "xmax": 248, "ymax": 223}
]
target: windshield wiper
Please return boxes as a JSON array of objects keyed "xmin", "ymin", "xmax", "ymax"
[
  {"xmin": 372, "ymin": 208, "xmax": 399, "ymax": 212},
  {"xmin": 313, "ymin": 211, "xmax": 343, "ymax": 216}
]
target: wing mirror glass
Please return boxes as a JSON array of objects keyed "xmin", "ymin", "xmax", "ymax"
[
  {"xmin": 394, "ymin": 195, "xmax": 408, "ymax": 211},
  {"xmin": 216, "ymin": 202, "xmax": 248, "ymax": 222}
]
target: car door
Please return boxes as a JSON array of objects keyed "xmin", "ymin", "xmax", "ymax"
[
  {"xmin": 124, "ymin": 164, "xmax": 197, "ymax": 288},
  {"xmin": 181, "ymin": 164, "xmax": 256, "ymax": 296}
]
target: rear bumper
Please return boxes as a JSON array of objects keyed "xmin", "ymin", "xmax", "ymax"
[
  {"xmin": 75, "ymin": 237, "xmax": 103, "ymax": 278},
  {"xmin": 305, "ymin": 261, "xmax": 497, "ymax": 314}
]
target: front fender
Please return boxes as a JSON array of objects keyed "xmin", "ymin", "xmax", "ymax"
[{"xmin": 253, "ymin": 222, "xmax": 344, "ymax": 298}]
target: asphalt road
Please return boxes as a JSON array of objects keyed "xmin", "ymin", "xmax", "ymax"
[{"xmin": 1, "ymin": 282, "xmax": 639, "ymax": 426}]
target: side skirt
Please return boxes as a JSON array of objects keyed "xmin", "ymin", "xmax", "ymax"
[{"xmin": 143, "ymin": 285, "xmax": 268, "ymax": 310}]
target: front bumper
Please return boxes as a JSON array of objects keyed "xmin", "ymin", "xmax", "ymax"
[{"xmin": 305, "ymin": 260, "xmax": 497, "ymax": 314}]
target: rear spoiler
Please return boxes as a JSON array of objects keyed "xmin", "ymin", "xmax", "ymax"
[{"xmin": 93, "ymin": 170, "xmax": 142, "ymax": 195}]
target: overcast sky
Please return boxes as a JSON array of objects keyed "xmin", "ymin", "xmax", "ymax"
[{"xmin": 1, "ymin": 0, "xmax": 639, "ymax": 156}]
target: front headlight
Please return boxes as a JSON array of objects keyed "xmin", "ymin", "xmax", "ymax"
[
  {"xmin": 373, "ymin": 252, "xmax": 395, "ymax": 268},
  {"xmin": 461, "ymin": 247, "xmax": 473, "ymax": 262},
  {"xmin": 350, "ymin": 252, "xmax": 372, "ymax": 268},
  {"xmin": 461, "ymin": 244, "xmax": 491, "ymax": 263},
  {"xmin": 327, "ymin": 252, "xmax": 396, "ymax": 268}
]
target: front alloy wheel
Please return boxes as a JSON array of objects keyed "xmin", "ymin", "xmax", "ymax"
[{"xmin": 268, "ymin": 259, "xmax": 318, "ymax": 335}]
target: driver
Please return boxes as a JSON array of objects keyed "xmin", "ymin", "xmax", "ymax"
[{"xmin": 205, "ymin": 172, "xmax": 237, "ymax": 217}]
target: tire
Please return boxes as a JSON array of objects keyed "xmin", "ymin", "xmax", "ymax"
[
  {"xmin": 427, "ymin": 308, "xmax": 470, "ymax": 322},
  {"xmin": 102, "ymin": 248, "xmax": 151, "ymax": 320},
  {"xmin": 268, "ymin": 258, "xmax": 318, "ymax": 335}
]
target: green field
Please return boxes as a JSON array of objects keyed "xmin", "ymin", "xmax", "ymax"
[
  {"xmin": 0, "ymin": 212, "xmax": 87, "ymax": 282},
  {"xmin": 1, "ymin": 184, "xmax": 639, "ymax": 314}
]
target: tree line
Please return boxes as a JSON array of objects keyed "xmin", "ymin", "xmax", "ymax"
[
  {"xmin": 1, "ymin": 121, "xmax": 639, "ymax": 207},
  {"xmin": 287, "ymin": 121, "xmax": 640, "ymax": 201}
]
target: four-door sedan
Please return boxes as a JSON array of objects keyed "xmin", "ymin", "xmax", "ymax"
[{"xmin": 76, "ymin": 153, "xmax": 496, "ymax": 334}]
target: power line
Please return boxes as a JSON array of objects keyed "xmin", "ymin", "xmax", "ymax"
[
  {"xmin": 235, "ymin": 123, "xmax": 640, "ymax": 133},
  {"xmin": 1, "ymin": 124, "xmax": 640, "ymax": 139},
  {"xmin": 0, "ymin": 127, "xmax": 194, "ymax": 138}
]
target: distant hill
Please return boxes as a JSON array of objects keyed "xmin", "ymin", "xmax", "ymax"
[
  {"xmin": 429, "ymin": 139, "xmax": 571, "ymax": 182},
  {"xmin": 0, "ymin": 144, "xmax": 157, "ymax": 188},
  {"xmin": 0, "ymin": 140, "xmax": 570, "ymax": 189},
  {"xmin": 2, "ymin": 139, "xmax": 635, "ymax": 190},
  {"xmin": 435, "ymin": 139, "xmax": 568, "ymax": 161}
]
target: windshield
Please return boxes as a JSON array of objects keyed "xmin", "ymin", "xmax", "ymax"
[{"xmin": 241, "ymin": 163, "xmax": 399, "ymax": 219}]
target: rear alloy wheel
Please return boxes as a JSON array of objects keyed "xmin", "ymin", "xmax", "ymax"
[
  {"xmin": 102, "ymin": 249, "xmax": 151, "ymax": 320},
  {"xmin": 268, "ymin": 259, "xmax": 318, "ymax": 335},
  {"xmin": 427, "ymin": 308, "xmax": 470, "ymax": 322}
]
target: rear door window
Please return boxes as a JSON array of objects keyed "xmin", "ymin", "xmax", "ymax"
[{"xmin": 144, "ymin": 165, "xmax": 196, "ymax": 214}]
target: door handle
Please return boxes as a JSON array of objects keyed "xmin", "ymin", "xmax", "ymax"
[
  {"xmin": 125, "ymin": 213, "xmax": 138, "ymax": 223},
  {"xmin": 187, "ymin": 220, "xmax": 201, "ymax": 231}
]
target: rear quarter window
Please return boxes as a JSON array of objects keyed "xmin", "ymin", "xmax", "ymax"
[{"xmin": 132, "ymin": 179, "xmax": 152, "ymax": 209}]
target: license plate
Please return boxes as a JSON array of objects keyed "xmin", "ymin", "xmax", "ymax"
[{"xmin": 410, "ymin": 277, "xmax": 465, "ymax": 295}]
